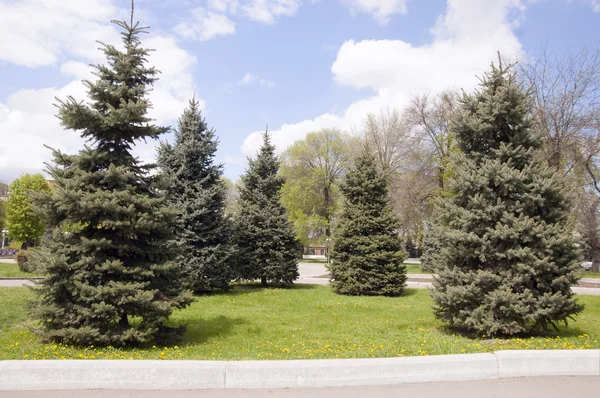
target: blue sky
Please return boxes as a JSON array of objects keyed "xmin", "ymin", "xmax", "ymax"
[{"xmin": 0, "ymin": 0, "xmax": 598, "ymax": 182}]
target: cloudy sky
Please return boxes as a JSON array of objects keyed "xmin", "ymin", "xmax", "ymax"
[{"xmin": 0, "ymin": 0, "xmax": 598, "ymax": 182}]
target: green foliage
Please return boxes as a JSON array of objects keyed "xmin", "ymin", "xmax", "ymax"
[
  {"xmin": 6, "ymin": 174, "xmax": 51, "ymax": 243},
  {"xmin": 29, "ymin": 17, "xmax": 192, "ymax": 347},
  {"xmin": 427, "ymin": 60, "xmax": 583, "ymax": 336},
  {"xmin": 221, "ymin": 177, "xmax": 239, "ymax": 216},
  {"xmin": 280, "ymin": 129, "xmax": 353, "ymax": 246},
  {"xmin": 158, "ymin": 98, "xmax": 233, "ymax": 293},
  {"xmin": 330, "ymin": 150, "xmax": 407, "ymax": 296},
  {"xmin": 0, "ymin": 200, "xmax": 5, "ymax": 231},
  {"xmin": 233, "ymin": 131, "xmax": 302, "ymax": 286}
]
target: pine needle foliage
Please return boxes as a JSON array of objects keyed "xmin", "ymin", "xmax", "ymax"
[
  {"xmin": 158, "ymin": 98, "xmax": 234, "ymax": 293},
  {"xmin": 330, "ymin": 150, "xmax": 407, "ymax": 296},
  {"xmin": 234, "ymin": 131, "xmax": 302, "ymax": 287},
  {"xmin": 428, "ymin": 60, "xmax": 583, "ymax": 336},
  {"xmin": 29, "ymin": 16, "xmax": 192, "ymax": 347}
]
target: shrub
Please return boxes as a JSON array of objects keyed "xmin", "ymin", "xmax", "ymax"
[
  {"xmin": 7, "ymin": 241, "xmax": 23, "ymax": 251},
  {"xmin": 16, "ymin": 250, "xmax": 34, "ymax": 273}
]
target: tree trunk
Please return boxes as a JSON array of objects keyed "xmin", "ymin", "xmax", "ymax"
[
  {"xmin": 119, "ymin": 313, "xmax": 129, "ymax": 328},
  {"xmin": 323, "ymin": 185, "xmax": 331, "ymax": 237},
  {"xmin": 261, "ymin": 276, "xmax": 267, "ymax": 287},
  {"xmin": 588, "ymin": 198, "xmax": 600, "ymax": 273}
]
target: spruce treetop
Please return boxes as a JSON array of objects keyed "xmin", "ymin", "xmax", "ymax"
[
  {"xmin": 161, "ymin": 97, "xmax": 222, "ymax": 190},
  {"xmin": 341, "ymin": 149, "xmax": 389, "ymax": 212},
  {"xmin": 56, "ymin": 16, "xmax": 166, "ymax": 167},
  {"xmin": 453, "ymin": 60, "xmax": 540, "ymax": 166},
  {"xmin": 240, "ymin": 131, "xmax": 284, "ymax": 202}
]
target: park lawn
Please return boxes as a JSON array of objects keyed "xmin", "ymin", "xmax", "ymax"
[
  {"xmin": 405, "ymin": 263, "xmax": 429, "ymax": 274},
  {"xmin": 580, "ymin": 271, "xmax": 600, "ymax": 279},
  {"xmin": 0, "ymin": 285, "xmax": 598, "ymax": 361},
  {"xmin": 0, "ymin": 262, "xmax": 43, "ymax": 278}
]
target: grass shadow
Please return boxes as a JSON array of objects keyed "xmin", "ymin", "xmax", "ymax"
[
  {"xmin": 435, "ymin": 321, "xmax": 590, "ymax": 341},
  {"xmin": 183, "ymin": 315, "xmax": 246, "ymax": 345},
  {"xmin": 222, "ymin": 282, "xmax": 320, "ymax": 295}
]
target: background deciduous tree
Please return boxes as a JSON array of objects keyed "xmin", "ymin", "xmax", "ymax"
[
  {"xmin": 280, "ymin": 129, "xmax": 354, "ymax": 246},
  {"xmin": 521, "ymin": 45, "xmax": 600, "ymax": 271},
  {"xmin": 6, "ymin": 173, "xmax": 51, "ymax": 245}
]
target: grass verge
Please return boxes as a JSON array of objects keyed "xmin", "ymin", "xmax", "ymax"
[
  {"xmin": 1, "ymin": 285, "xmax": 598, "ymax": 361},
  {"xmin": 0, "ymin": 262, "xmax": 43, "ymax": 278},
  {"xmin": 580, "ymin": 271, "xmax": 600, "ymax": 279}
]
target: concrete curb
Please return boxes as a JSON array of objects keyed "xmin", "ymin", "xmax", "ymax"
[{"xmin": 1, "ymin": 350, "xmax": 599, "ymax": 391}]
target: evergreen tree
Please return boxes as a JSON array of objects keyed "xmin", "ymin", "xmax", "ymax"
[
  {"xmin": 429, "ymin": 60, "xmax": 583, "ymax": 336},
  {"xmin": 158, "ymin": 98, "xmax": 233, "ymax": 293},
  {"xmin": 330, "ymin": 150, "xmax": 407, "ymax": 296},
  {"xmin": 234, "ymin": 131, "xmax": 301, "ymax": 287},
  {"xmin": 29, "ymin": 14, "xmax": 192, "ymax": 346}
]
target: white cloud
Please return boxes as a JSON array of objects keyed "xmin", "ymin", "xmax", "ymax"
[
  {"xmin": 240, "ymin": 0, "xmax": 303, "ymax": 24},
  {"xmin": 0, "ymin": 4, "xmax": 202, "ymax": 182},
  {"xmin": 145, "ymin": 35, "xmax": 202, "ymax": 124},
  {"xmin": 581, "ymin": 0, "xmax": 600, "ymax": 12},
  {"xmin": 0, "ymin": 0, "xmax": 121, "ymax": 67},
  {"xmin": 340, "ymin": 0, "xmax": 408, "ymax": 25},
  {"xmin": 173, "ymin": 7, "xmax": 236, "ymax": 41},
  {"xmin": 60, "ymin": 61, "xmax": 94, "ymax": 80},
  {"xmin": 208, "ymin": 0, "xmax": 240, "ymax": 13},
  {"xmin": 236, "ymin": 73, "xmax": 276, "ymax": 88},
  {"xmin": 176, "ymin": 0, "xmax": 302, "ymax": 40},
  {"xmin": 241, "ymin": 0, "xmax": 525, "ymax": 156}
]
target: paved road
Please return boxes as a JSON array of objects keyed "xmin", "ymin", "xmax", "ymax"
[
  {"xmin": 2, "ymin": 262, "xmax": 599, "ymax": 295},
  {"xmin": 3, "ymin": 376, "xmax": 600, "ymax": 398}
]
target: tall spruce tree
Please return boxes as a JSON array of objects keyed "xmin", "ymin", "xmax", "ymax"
[
  {"xmin": 158, "ymin": 98, "xmax": 233, "ymax": 293},
  {"xmin": 428, "ymin": 60, "xmax": 583, "ymax": 336},
  {"xmin": 234, "ymin": 131, "xmax": 301, "ymax": 287},
  {"xmin": 330, "ymin": 150, "xmax": 407, "ymax": 296},
  {"xmin": 29, "ymin": 12, "xmax": 192, "ymax": 346}
]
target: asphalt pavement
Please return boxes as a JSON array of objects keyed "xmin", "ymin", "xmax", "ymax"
[{"xmin": 3, "ymin": 376, "xmax": 600, "ymax": 398}]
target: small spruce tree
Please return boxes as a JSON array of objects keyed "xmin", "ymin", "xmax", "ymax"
[
  {"xmin": 429, "ymin": 60, "xmax": 583, "ymax": 336},
  {"xmin": 330, "ymin": 150, "xmax": 407, "ymax": 296},
  {"xmin": 29, "ymin": 13, "xmax": 192, "ymax": 346},
  {"xmin": 234, "ymin": 131, "xmax": 301, "ymax": 287},
  {"xmin": 158, "ymin": 98, "xmax": 233, "ymax": 293}
]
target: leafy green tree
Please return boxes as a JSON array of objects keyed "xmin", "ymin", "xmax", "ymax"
[
  {"xmin": 280, "ymin": 129, "xmax": 353, "ymax": 247},
  {"xmin": 234, "ymin": 131, "xmax": 302, "ymax": 287},
  {"xmin": 0, "ymin": 201, "xmax": 5, "ymax": 232},
  {"xmin": 428, "ymin": 60, "xmax": 583, "ymax": 336},
  {"xmin": 330, "ymin": 150, "xmax": 407, "ymax": 296},
  {"xmin": 29, "ymin": 14, "xmax": 192, "ymax": 346},
  {"xmin": 158, "ymin": 98, "xmax": 233, "ymax": 293},
  {"xmin": 6, "ymin": 174, "xmax": 51, "ymax": 244},
  {"xmin": 222, "ymin": 177, "xmax": 239, "ymax": 216}
]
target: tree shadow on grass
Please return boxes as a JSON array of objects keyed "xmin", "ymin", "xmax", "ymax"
[
  {"xmin": 436, "ymin": 322, "xmax": 590, "ymax": 341},
  {"xmin": 183, "ymin": 315, "xmax": 247, "ymax": 345},
  {"xmin": 222, "ymin": 282, "xmax": 319, "ymax": 296}
]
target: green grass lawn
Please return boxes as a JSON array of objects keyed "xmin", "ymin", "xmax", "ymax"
[
  {"xmin": 405, "ymin": 263, "xmax": 429, "ymax": 274},
  {"xmin": 1, "ymin": 285, "xmax": 598, "ymax": 361},
  {"xmin": 580, "ymin": 270, "xmax": 600, "ymax": 279},
  {"xmin": 300, "ymin": 258, "xmax": 329, "ymax": 264},
  {"xmin": 0, "ymin": 262, "xmax": 43, "ymax": 278}
]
